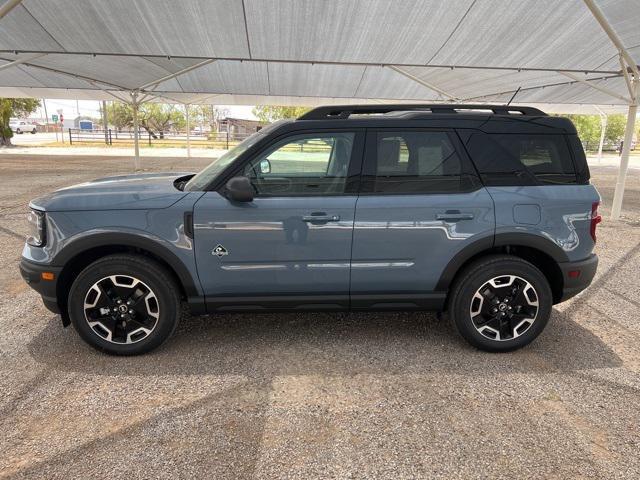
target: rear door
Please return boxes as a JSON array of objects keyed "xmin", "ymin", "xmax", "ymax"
[
  {"xmin": 350, "ymin": 129, "xmax": 495, "ymax": 309},
  {"xmin": 193, "ymin": 130, "xmax": 364, "ymax": 310}
]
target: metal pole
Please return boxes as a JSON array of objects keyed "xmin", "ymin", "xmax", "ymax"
[
  {"xmin": 598, "ymin": 114, "xmax": 607, "ymax": 163},
  {"xmin": 41, "ymin": 98, "xmax": 48, "ymax": 132},
  {"xmin": 131, "ymin": 93, "xmax": 140, "ymax": 170},
  {"xmin": 101, "ymin": 100, "xmax": 108, "ymax": 144},
  {"xmin": 0, "ymin": 0, "xmax": 24, "ymax": 19},
  {"xmin": 611, "ymin": 103, "xmax": 638, "ymax": 220},
  {"xmin": 185, "ymin": 104, "xmax": 191, "ymax": 159}
]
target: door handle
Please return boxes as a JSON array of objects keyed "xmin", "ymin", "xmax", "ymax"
[
  {"xmin": 302, "ymin": 213, "xmax": 341, "ymax": 222},
  {"xmin": 436, "ymin": 211, "xmax": 474, "ymax": 221}
]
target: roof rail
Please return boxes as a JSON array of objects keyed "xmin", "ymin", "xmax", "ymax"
[{"xmin": 298, "ymin": 104, "xmax": 547, "ymax": 120}]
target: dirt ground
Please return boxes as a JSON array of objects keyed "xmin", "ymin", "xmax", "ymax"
[{"xmin": 1, "ymin": 153, "xmax": 639, "ymax": 479}]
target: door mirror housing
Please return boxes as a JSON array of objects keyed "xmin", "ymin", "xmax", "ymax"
[{"xmin": 224, "ymin": 176, "xmax": 254, "ymax": 202}]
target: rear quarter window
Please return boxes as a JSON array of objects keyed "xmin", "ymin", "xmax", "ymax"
[{"xmin": 462, "ymin": 132, "xmax": 579, "ymax": 186}]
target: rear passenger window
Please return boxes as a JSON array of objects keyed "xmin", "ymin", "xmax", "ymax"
[
  {"xmin": 464, "ymin": 133, "xmax": 577, "ymax": 185},
  {"xmin": 364, "ymin": 131, "xmax": 477, "ymax": 194}
]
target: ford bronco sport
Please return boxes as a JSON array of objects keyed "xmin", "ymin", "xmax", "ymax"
[{"xmin": 20, "ymin": 104, "xmax": 600, "ymax": 355}]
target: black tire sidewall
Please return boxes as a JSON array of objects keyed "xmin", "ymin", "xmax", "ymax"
[
  {"xmin": 68, "ymin": 256, "xmax": 180, "ymax": 355},
  {"xmin": 450, "ymin": 256, "xmax": 552, "ymax": 352}
]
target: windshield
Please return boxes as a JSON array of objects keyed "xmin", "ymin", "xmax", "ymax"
[{"xmin": 185, "ymin": 131, "xmax": 264, "ymax": 191}]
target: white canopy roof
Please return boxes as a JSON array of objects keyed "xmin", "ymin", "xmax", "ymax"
[{"xmin": 0, "ymin": 0, "xmax": 638, "ymax": 113}]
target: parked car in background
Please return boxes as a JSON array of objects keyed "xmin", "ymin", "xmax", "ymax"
[
  {"xmin": 20, "ymin": 104, "xmax": 601, "ymax": 355},
  {"xmin": 9, "ymin": 118, "xmax": 37, "ymax": 134}
]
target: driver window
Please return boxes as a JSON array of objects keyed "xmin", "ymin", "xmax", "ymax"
[{"xmin": 244, "ymin": 132, "xmax": 355, "ymax": 196}]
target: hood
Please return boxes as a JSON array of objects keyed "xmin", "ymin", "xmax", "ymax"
[{"xmin": 30, "ymin": 172, "xmax": 195, "ymax": 212}]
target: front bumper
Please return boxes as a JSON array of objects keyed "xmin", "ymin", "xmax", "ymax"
[
  {"xmin": 19, "ymin": 258, "xmax": 62, "ymax": 314},
  {"xmin": 558, "ymin": 254, "xmax": 598, "ymax": 302}
]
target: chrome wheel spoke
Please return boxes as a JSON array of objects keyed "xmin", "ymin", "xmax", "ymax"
[
  {"xmin": 469, "ymin": 275, "xmax": 539, "ymax": 342},
  {"xmin": 83, "ymin": 274, "xmax": 159, "ymax": 345}
]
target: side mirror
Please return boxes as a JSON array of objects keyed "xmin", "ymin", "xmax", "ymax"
[
  {"xmin": 259, "ymin": 159, "xmax": 271, "ymax": 174},
  {"xmin": 224, "ymin": 176, "xmax": 254, "ymax": 202}
]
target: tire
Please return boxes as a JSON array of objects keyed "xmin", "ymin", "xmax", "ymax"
[
  {"xmin": 16, "ymin": 128, "xmax": 21, "ymax": 134},
  {"xmin": 31, "ymin": 129, "xmax": 36, "ymax": 134},
  {"xmin": 448, "ymin": 254, "xmax": 552, "ymax": 352},
  {"xmin": 68, "ymin": 254, "xmax": 181, "ymax": 355}
]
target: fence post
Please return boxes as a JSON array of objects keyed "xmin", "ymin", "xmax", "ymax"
[
  {"xmin": 148, "ymin": 130, "xmax": 152, "ymax": 146},
  {"xmin": 68, "ymin": 128, "xmax": 72, "ymax": 145},
  {"xmin": 108, "ymin": 129, "xmax": 112, "ymax": 145}
]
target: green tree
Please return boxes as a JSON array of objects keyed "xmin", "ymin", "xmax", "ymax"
[
  {"xmin": 604, "ymin": 114, "xmax": 626, "ymax": 144},
  {"xmin": 563, "ymin": 113, "xmax": 629, "ymax": 150},
  {"xmin": 0, "ymin": 98, "xmax": 40, "ymax": 146},
  {"xmin": 565, "ymin": 115, "xmax": 601, "ymax": 146},
  {"xmin": 104, "ymin": 102, "xmax": 132, "ymax": 130},
  {"xmin": 139, "ymin": 104, "xmax": 185, "ymax": 138},
  {"xmin": 103, "ymin": 102, "xmax": 185, "ymax": 138},
  {"xmin": 252, "ymin": 105, "xmax": 310, "ymax": 123}
]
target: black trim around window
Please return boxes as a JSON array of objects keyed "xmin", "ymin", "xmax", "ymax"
[
  {"xmin": 215, "ymin": 128, "xmax": 366, "ymax": 197},
  {"xmin": 358, "ymin": 128, "xmax": 482, "ymax": 195}
]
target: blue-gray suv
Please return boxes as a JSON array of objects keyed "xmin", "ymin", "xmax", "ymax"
[{"xmin": 20, "ymin": 104, "xmax": 601, "ymax": 355}]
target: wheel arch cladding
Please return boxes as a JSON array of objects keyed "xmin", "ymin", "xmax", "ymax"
[
  {"xmin": 54, "ymin": 233, "xmax": 200, "ymax": 317},
  {"xmin": 437, "ymin": 233, "xmax": 566, "ymax": 304}
]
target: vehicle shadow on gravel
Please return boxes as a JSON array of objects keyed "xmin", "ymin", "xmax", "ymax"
[
  {"xmin": 17, "ymin": 309, "xmax": 622, "ymax": 479},
  {"xmin": 29, "ymin": 308, "xmax": 621, "ymax": 378}
]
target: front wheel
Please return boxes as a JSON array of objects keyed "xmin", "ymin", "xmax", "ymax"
[
  {"xmin": 448, "ymin": 255, "xmax": 552, "ymax": 352},
  {"xmin": 16, "ymin": 128, "xmax": 21, "ymax": 134},
  {"xmin": 68, "ymin": 254, "xmax": 181, "ymax": 355}
]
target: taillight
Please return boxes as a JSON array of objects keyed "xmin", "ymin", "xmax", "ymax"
[{"xmin": 590, "ymin": 201, "xmax": 601, "ymax": 243}]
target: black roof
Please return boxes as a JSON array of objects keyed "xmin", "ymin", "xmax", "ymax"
[
  {"xmin": 281, "ymin": 104, "xmax": 576, "ymax": 135},
  {"xmin": 298, "ymin": 104, "xmax": 547, "ymax": 120}
]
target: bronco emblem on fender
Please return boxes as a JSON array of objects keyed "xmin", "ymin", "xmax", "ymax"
[{"xmin": 212, "ymin": 244, "xmax": 229, "ymax": 257}]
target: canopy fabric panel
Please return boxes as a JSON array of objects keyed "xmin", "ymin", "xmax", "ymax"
[{"xmin": 0, "ymin": 0, "xmax": 638, "ymax": 112}]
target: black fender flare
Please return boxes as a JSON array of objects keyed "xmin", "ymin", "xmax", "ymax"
[
  {"xmin": 52, "ymin": 231, "xmax": 201, "ymax": 298},
  {"xmin": 435, "ymin": 232, "xmax": 568, "ymax": 291}
]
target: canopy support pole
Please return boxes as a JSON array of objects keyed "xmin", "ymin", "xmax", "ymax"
[
  {"xmin": 137, "ymin": 59, "xmax": 216, "ymax": 91},
  {"xmin": 131, "ymin": 92, "xmax": 141, "ymax": 171},
  {"xmin": 101, "ymin": 100, "xmax": 109, "ymax": 145},
  {"xmin": 594, "ymin": 105, "xmax": 607, "ymax": 162},
  {"xmin": 559, "ymin": 71, "xmax": 630, "ymax": 102},
  {"xmin": 0, "ymin": 0, "xmax": 23, "ymax": 19},
  {"xmin": 611, "ymin": 97, "xmax": 637, "ymax": 220},
  {"xmin": 388, "ymin": 65, "xmax": 459, "ymax": 101},
  {"xmin": 185, "ymin": 104, "xmax": 191, "ymax": 159},
  {"xmin": 583, "ymin": 0, "xmax": 639, "ymax": 79}
]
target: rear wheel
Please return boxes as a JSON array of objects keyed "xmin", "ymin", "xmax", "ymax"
[
  {"xmin": 68, "ymin": 254, "xmax": 180, "ymax": 355},
  {"xmin": 16, "ymin": 128, "xmax": 21, "ymax": 134},
  {"xmin": 31, "ymin": 128, "xmax": 36, "ymax": 134},
  {"xmin": 448, "ymin": 255, "xmax": 552, "ymax": 352}
]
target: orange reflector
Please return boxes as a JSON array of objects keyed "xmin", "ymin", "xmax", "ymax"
[
  {"xmin": 568, "ymin": 270, "xmax": 581, "ymax": 279},
  {"xmin": 41, "ymin": 272, "xmax": 55, "ymax": 281}
]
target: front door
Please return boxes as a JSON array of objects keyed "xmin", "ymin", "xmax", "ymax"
[
  {"xmin": 193, "ymin": 130, "xmax": 364, "ymax": 310},
  {"xmin": 350, "ymin": 129, "xmax": 495, "ymax": 309}
]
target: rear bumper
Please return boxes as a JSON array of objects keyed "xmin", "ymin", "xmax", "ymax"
[
  {"xmin": 558, "ymin": 254, "xmax": 598, "ymax": 302},
  {"xmin": 19, "ymin": 258, "xmax": 62, "ymax": 314}
]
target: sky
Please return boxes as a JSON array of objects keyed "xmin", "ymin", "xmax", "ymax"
[{"xmin": 34, "ymin": 99, "xmax": 257, "ymax": 121}]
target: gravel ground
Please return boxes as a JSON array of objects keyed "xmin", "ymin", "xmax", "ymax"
[{"xmin": 0, "ymin": 154, "xmax": 639, "ymax": 479}]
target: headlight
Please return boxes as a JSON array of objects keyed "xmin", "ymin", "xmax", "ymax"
[{"xmin": 26, "ymin": 209, "xmax": 46, "ymax": 247}]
